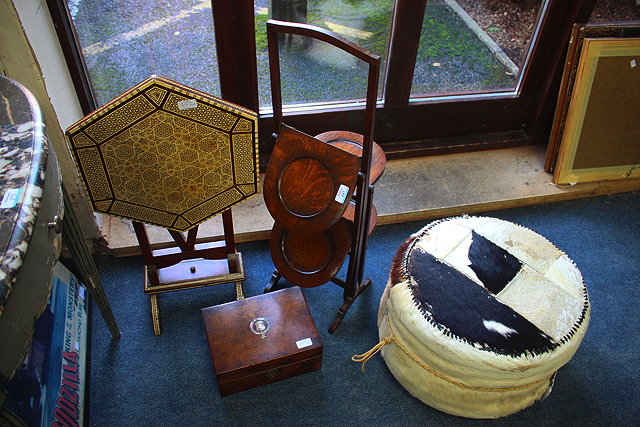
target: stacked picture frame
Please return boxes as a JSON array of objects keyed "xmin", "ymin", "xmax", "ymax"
[{"xmin": 545, "ymin": 21, "xmax": 640, "ymax": 184}]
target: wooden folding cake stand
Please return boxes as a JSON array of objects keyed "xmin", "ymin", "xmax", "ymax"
[
  {"xmin": 263, "ymin": 20, "xmax": 387, "ymax": 333},
  {"xmin": 65, "ymin": 76, "xmax": 259, "ymax": 335}
]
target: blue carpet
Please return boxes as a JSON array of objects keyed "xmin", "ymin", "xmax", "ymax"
[{"xmin": 89, "ymin": 191, "xmax": 640, "ymax": 426}]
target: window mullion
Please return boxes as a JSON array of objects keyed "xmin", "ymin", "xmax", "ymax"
[
  {"xmin": 211, "ymin": 1, "xmax": 259, "ymax": 113},
  {"xmin": 383, "ymin": 0, "xmax": 427, "ymax": 108}
]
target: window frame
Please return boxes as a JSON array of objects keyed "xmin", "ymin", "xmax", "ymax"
[{"xmin": 47, "ymin": 0, "xmax": 597, "ymax": 167}]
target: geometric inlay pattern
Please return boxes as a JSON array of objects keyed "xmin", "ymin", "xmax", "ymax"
[{"xmin": 65, "ymin": 75, "xmax": 259, "ymax": 231}]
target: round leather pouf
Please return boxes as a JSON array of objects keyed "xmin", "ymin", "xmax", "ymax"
[{"xmin": 376, "ymin": 216, "xmax": 590, "ymax": 419}]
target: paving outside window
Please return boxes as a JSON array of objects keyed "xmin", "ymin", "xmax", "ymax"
[
  {"xmin": 68, "ymin": 0, "xmax": 640, "ymax": 108},
  {"xmin": 68, "ymin": 0, "xmax": 536, "ymax": 107}
]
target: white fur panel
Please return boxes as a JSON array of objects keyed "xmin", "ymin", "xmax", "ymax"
[
  {"xmin": 413, "ymin": 220, "xmax": 470, "ymax": 262},
  {"xmin": 546, "ymin": 254, "xmax": 585, "ymax": 300},
  {"xmin": 497, "ymin": 265, "xmax": 584, "ymax": 341}
]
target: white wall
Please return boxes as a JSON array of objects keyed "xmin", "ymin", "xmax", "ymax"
[
  {"xmin": 11, "ymin": 0, "xmax": 85, "ymax": 130},
  {"xmin": 1, "ymin": 0, "xmax": 104, "ymax": 246}
]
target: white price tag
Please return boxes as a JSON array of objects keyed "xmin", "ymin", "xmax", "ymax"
[
  {"xmin": 334, "ymin": 184, "xmax": 349, "ymax": 204},
  {"xmin": 296, "ymin": 337, "xmax": 313, "ymax": 349},
  {"xmin": 1, "ymin": 188, "xmax": 21, "ymax": 209},
  {"xmin": 177, "ymin": 99, "xmax": 198, "ymax": 110}
]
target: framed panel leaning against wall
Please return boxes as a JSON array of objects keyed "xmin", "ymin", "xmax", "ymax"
[{"xmin": 553, "ymin": 37, "xmax": 640, "ymax": 184}]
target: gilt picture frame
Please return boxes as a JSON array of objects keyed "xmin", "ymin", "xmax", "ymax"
[
  {"xmin": 553, "ymin": 37, "xmax": 640, "ymax": 185},
  {"xmin": 545, "ymin": 22, "xmax": 640, "ymax": 172}
]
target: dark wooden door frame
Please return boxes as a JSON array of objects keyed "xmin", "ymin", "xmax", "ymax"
[
  {"xmin": 242, "ymin": 0, "xmax": 596, "ymax": 163},
  {"xmin": 47, "ymin": 0, "xmax": 97, "ymax": 115},
  {"xmin": 48, "ymin": 0, "xmax": 596, "ymax": 164}
]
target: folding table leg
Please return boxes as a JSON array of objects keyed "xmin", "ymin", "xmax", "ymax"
[{"xmin": 150, "ymin": 294, "xmax": 161, "ymax": 336}]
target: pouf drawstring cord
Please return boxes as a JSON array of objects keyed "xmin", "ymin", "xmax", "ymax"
[
  {"xmin": 353, "ymin": 316, "xmax": 555, "ymax": 393},
  {"xmin": 352, "ymin": 337, "xmax": 395, "ymax": 372}
]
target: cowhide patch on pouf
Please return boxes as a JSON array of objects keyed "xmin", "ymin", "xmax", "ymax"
[{"xmin": 371, "ymin": 216, "xmax": 590, "ymax": 419}]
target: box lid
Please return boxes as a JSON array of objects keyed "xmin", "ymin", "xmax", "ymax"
[{"xmin": 201, "ymin": 287, "xmax": 322, "ymax": 380}]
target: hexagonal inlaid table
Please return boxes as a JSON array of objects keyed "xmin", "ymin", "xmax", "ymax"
[{"xmin": 66, "ymin": 76, "xmax": 258, "ymax": 334}]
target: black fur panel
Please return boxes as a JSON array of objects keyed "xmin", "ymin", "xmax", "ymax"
[
  {"xmin": 408, "ymin": 247, "xmax": 557, "ymax": 356},
  {"xmin": 468, "ymin": 231, "xmax": 522, "ymax": 294}
]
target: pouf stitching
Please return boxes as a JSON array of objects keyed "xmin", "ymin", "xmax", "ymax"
[{"xmin": 391, "ymin": 215, "xmax": 590, "ymax": 358}]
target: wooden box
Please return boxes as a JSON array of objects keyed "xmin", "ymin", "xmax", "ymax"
[{"xmin": 201, "ymin": 287, "xmax": 322, "ymax": 396}]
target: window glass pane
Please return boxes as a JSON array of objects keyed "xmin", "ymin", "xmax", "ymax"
[
  {"xmin": 255, "ymin": 0, "xmax": 393, "ymax": 110},
  {"xmin": 277, "ymin": 35, "xmax": 371, "ymax": 106},
  {"xmin": 411, "ymin": 0, "xmax": 543, "ymax": 97},
  {"xmin": 67, "ymin": 0, "xmax": 220, "ymax": 107}
]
